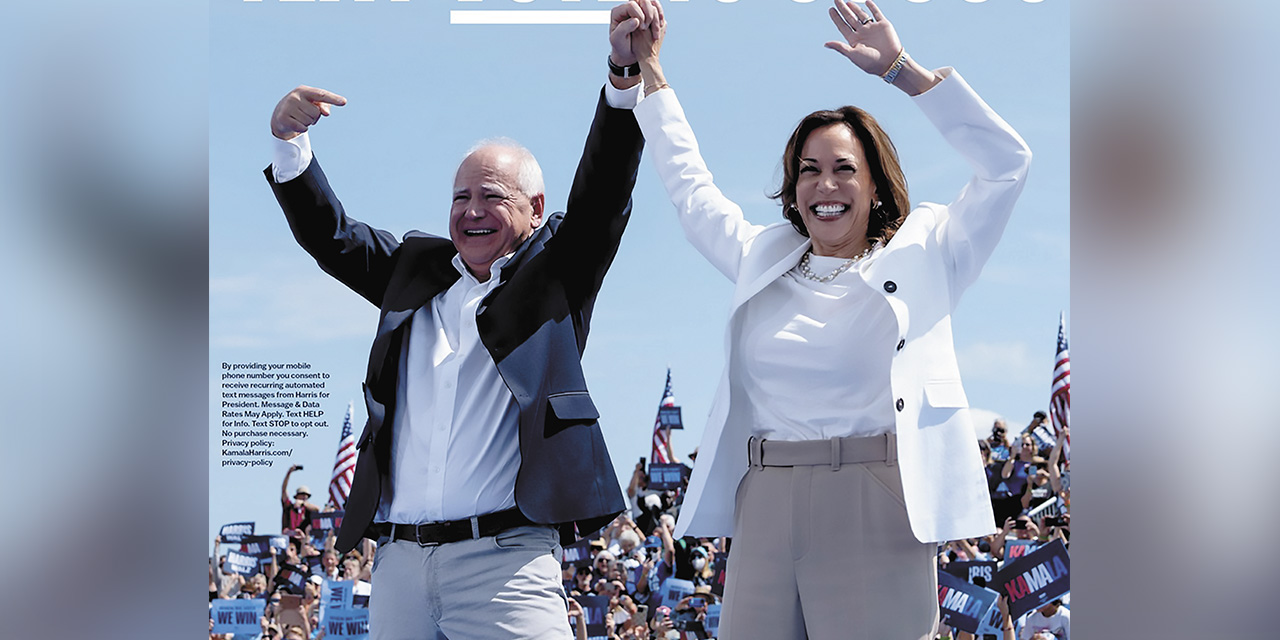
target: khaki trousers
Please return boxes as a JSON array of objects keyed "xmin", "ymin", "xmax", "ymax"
[{"xmin": 719, "ymin": 435, "xmax": 939, "ymax": 640}]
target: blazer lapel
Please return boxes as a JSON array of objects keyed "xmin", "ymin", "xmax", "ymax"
[
  {"xmin": 365, "ymin": 238, "xmax": 460, "ymax": 399},
  {"xmin": 731, "ymin": 234, "xmax": 810, "ymax": 312},
  {"xmin": 385, "ymin": 239, "xmax": 461, "ymax": 313}
]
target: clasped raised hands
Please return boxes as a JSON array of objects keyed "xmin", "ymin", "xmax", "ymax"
[{"xmin": 610, "ymin": 0, "xmax": 665, "ymax": 68}]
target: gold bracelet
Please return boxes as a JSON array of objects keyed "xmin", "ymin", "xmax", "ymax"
[
  {"xmin": 644, "ymin": 82, "xmax": 671, "ymax": 97},
  {"xmin": 880, "ymin": 49, "xmax": 907, "ymax": 84}
]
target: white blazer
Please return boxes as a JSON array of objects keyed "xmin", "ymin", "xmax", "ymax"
[{"xmin": 633, "ymin": 69, "xmax": 1032, "ymax": 543}]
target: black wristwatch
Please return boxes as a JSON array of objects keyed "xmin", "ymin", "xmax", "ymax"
[{"xmin": 608, "ymin": 55, "xmax": 641, "ymax": 78}]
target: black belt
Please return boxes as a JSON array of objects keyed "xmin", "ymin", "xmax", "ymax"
[{"xmin": 379, "ymin": 507, "xmax": 535, "ymax": 546}]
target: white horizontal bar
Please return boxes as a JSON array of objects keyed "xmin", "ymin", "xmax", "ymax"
[{"xmin": 450, "ymin": 10, "xmax": 611, "ymax": 24}]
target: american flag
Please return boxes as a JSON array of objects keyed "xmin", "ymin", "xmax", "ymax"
[
  {"xmin": 652, "ymin": 369, "xmax": 676, "ymax": 464},
  {"xmin": 327, "ymin": 401, "xmax": 357, "ymax": 509},
  {"xmin": 1049, "ymin": 313, "xmax": 1070, "ymax": 448}
]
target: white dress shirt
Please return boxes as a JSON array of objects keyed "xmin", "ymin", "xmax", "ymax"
[
  {"xmin": 270, "ymin": 81, "xmax": 642, "ymax": 524},
  {"xmin": 739, "ymin": 253, "xmax": 897, "ymax": 441},
  {"xmin": 379, "ymin": 255, "xmax": 522, "ymax": 523}
]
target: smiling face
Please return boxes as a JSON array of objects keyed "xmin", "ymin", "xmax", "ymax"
[
  {"xmin": 794, "ymin": 123, "xmax": 878, "ymax": 258},
  {"xmin": 450, "ymin": 145, "xmax": 544, "ymax": 281},
  {"xmin": 1020, "ymin": 436, "xmax": 1037, "ymax": 459}
]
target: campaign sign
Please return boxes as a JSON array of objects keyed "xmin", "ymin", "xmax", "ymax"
[
  {"xmin": 269, "ymin": 535, "xmax": 289, "ymax": 552},
  {"xmin": 225, "ymin": 549, "xmax": 260, "ymax": 576},
  {"xmin": 975, "ymin": 598, "xmax": 1006, "ymax": 638},
  {"xmin": 238, "ymin": 536, "xmax": 272, "ymax": 557},
  {"xmin": 273, "ymin": 562, "xmax": 310, "ymax": 595},
  {"xmin": 320, "ymin": 579, "xmax": 354, "ymax": 624},
  {"xmin": 211, "ymin": 598, "xmax": 265, "ymax": 634},
  {"xmin": 220, "ymin": 521, "xmax": 255, "ymax": 543},
  {"xmin": 994, "ymin": 538, "xmax": 1069, "ymax": 619},
  {"xmin": 937, "ymin": 569, "xmax": 1000, "ymax": 634},
  {"xmin": 570, "ymin": 594, "xmax": 610, "ymax": 640},
  {"xmin": 704, "ymin": 603, "xmax": 722, "ymax": 638},
  {"xmin": 239, "ymin": 534, "xmax": 289, "ymax": 558},
  {"xmin": 1004, "ymin": 539, "xmax": 1037, "ymax": 561},
  {"xmin": 648, "ymin": 463, "xmax": 685, "ymax": 491},
  {"xmin": 658, "ymin": 406, "xmax": 683, "ymax": 429},
  {"xmin": 323, "ymin": 608, "xmax": 370, "ymax": 640},
  {"xmin": 944, "ymin": 560, "xmax": 999, "ymax": 587},
  {"xmin": 313, "ymin": 510, "xmax": 344, "ymax": 531},
  {"xmin": 661, "ymin": 577, "xmax": 696, "ymax": 610},
  {"xmin": 306, "ymin": 554, "xmax": 325, "ymax": 574},
  {"xmin": 310, "ymin": 510, "xmax": 345, "ymax": 547},
  {"xmin": 710, "ymin": 556, "xmax": 728, "ymax": 597},
  {"xmin": 561, "ymin": 537, "xmax": 594, "ymax": 567}
]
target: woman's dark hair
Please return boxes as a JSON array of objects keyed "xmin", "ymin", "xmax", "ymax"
[{"xmin": 770, "ymin": 106, "xmax": 909, "ymax": 246}]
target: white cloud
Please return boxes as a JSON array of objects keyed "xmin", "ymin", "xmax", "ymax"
[
  {"xmin": 966, "ymin": 407, "xmax": 1007, "ymax": 440},
  {"xmin": 957, "ymin": 340, "xmax": 1039, "ymax": 386},
  {"xmin": 211, "ymin": 270, "xmax": 378, "ymax": 348}
]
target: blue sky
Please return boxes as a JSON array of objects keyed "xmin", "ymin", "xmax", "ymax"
[{"xmin": 209, "ymin": 0, "xmax": 1068, "ymax": 549}]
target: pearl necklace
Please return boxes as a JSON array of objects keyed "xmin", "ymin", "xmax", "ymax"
[{"xmin": 797, "ymin": 245, "xmax": 875, "ymax": 283}]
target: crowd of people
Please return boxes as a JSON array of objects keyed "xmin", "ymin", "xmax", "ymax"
[
  {"xmin": 938, "ymin": 412, "xmax": 1072, "ymax": 640},
  {"xmin": 210, "ymin": 413, "xmax": 1069, "ymax": 640},
  {"xmin": 209, "ymin": 464, "xmax": 373, "ymax": 640}
]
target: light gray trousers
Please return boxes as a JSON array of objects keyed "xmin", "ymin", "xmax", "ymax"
[{"xmin": 368, "ymin": 525, "xmax": 573, "ymax": 640}]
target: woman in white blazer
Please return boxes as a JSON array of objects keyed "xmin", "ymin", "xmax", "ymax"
[{"xmin": 628, "ymin": 0, "xmax": 1031, "ymax": 638}]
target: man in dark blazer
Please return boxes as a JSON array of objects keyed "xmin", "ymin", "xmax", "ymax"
[{"xmin": 262, "ymin": 4, "xmax": 663, "ymax": 637}]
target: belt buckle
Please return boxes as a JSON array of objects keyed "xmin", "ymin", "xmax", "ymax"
[{"xmin": 414, "ymin": 523, "xmax": 441, "ymax": 548}]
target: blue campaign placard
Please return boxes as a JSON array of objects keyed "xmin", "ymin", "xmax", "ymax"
[
  {"xmin": 944, "ymin": 560, "xmax": 999, "ymax": 587},
  {"xmin": 273, "ymin": 563, "xmax": 310, "ymax": 594},
  {"xmin": 1004, "ymin": 538, "xmax": 1038, "ymax": 561},
  {"xmin": 658, "ymin": 405, "xmax": 683, "ymax": 429},
  {"xmin": 210, "ymin": 598, "xmax": 265, "ymax": 635},
  {"xmin": 937, "ymin": 569, "xmax": 1000, "ymax": 634},
  {"xmin": 994, "ymin": 538, "xmax": 1070, "ymax": 619},
  {"xmin": 219, "ymin": 521, "xmax": 255, "ymax": 543},
  {"xmin": 321, "ymin": 579, "xmax": 354, "ymax": 624},
  {"xmin": 561, "ymin": 537, "xmax": 594, "ymax": 567},
  {"xmin": 238, "ymin": 535, "xmax": 276, "ymax": 558},
  {"xmin": 225, "ymin": 549, "xmax": 260, "ymax": 576},
  {"xmin": 661, "ymin": 577, "xmax": 696, "ymax": 610},
  {"xmin": 312, "ymin": 510, "xmax": 344, "ymax": 531},
  {"xmin": 322, "ymin": 609, "xmax": 370, "ymax": 640},
  {"xmin": 704, "ymin": 603, "xmax": 722, "ymax": 638},
  {"xmin": 648, "ymin": 463, "xmax": 685, "ymax": 490},
  {"xmin": 710, "ymin": 555, "xmax": 728, "ymax": 597},
  {"xmin": 310, "ymin": 510, "xmax": 345, "ymax": 547},
  {"xmin": 268, "ymin": 535, "xmax": 289, "ymax": 552},
  {"xmin": 570, "ymin": 594, "xmax": 610, "ymax": 640},
  {"xmin": 975, "ymin": 597, "xmax": 1006, "ymax": 638}
]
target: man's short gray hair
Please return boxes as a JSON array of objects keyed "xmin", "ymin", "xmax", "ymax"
[{"xmin": 464, "ymin": 137, "xmax": 545, "ymax": 200}]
